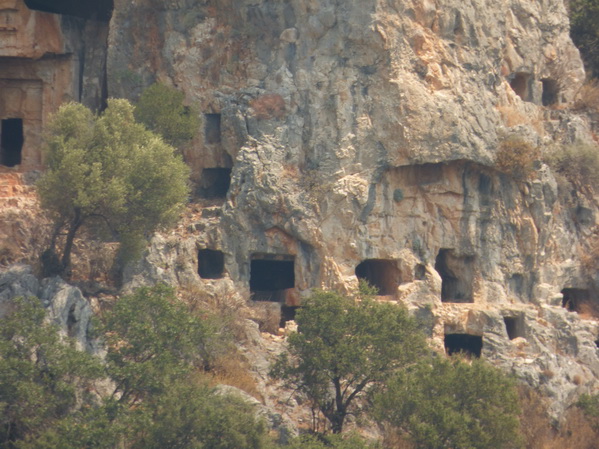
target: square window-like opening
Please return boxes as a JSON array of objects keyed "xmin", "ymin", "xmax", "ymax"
[
  {"xmin": 250, "ymin": 255, "xmax": 295, "ymax": 301},
  {"xmin": 444, "ymin": 333, "xmax": 482, "ymax": 357},
  {"xmin": 1, "ymin": 118, "xmax": 23, "ymax": 167},
  {"xmin": 504, "ymin": 315, "xmax": 525, "ymax": 340},
  {"xmin": 198, "ymin": 249, "xmax": 225, "ymax": 279},
  {"xmin": 205, "ymin": 113, "xmax": 221, "ymax": 144},
  {"xmin": 435, "ymin": 249, "xmax": 474, "ymax": 303},
  {"xmin": 355, "ymin": 259, "xmax": 400, "ymax": 295},
  {"xmin": 562, "ymin": 288, "xmax": 598, "ymax": 318},
  {"xmin": 541, "ymin": 78, "xmax": 559, "ymax": 106},
  {"xmin": 198, "ymin": 168, "xmax": 231, "ymax": 199},
  {"xmin": 509, "ymin": 72, "xmax": 531, "ymax": 101}
]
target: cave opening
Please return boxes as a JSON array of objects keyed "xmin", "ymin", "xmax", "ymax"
[
  {"xmin": 24, "ymin": 0, "xmax": 113, "ymax": 21},
  {"xmin": 509, "ymin": 72, "xmax": 532, "ymax": 101},
  {"xmin": 280, "ymin": 305, "xmax": 298, "ymax": 327},
  {"xmin": 541, "ymin": 78, "xmax": 559, "ymax": 106},
  {"xmin": 444, "ymin": 333, "xmax": 482, "ymax": 357},
  {"xmin": 561, "ymin": 288, "xmax": 598, "ymax": 317},
  {"xmin": 250, "ymin": 255, "xmax": 295, "ymax": 301},
  {"xmin": 197, "ymin": 168, "xmax": 231, "ymax": 199},
  {"xmin": 198, "ymin": 249, "xmax": 225, "ymax": 279},
  {"xmin": 355, "ymin": 259, "xmax": 400, "ymax": 295},
  {"xmin": 1, "ymin": 118, "xmax": 23, "ymax": 167},
  {"xmin": 435, "ymin": 249, "xmax": 474, "ymax": 303},
  {"xmin": 504, "ymin": 315, "xmax": 525, "ymax": 340},
  {"xmin": 204, "ymin": 113, "xmax": 221, "ymax": 144}
]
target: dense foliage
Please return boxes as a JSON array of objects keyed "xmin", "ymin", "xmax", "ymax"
[
  {"xmin": 373, "ymin": 356, "xmax": 523, "ymax": 449},
  {"xmin": 37, "ymin": 99, "xmax": 190, "ymax": 274},
  {"xmin": 0, "ymin": 296, "xmax": 103, "ymax": 448},
  {"xmin": 270, "ymin": 285, "xmax": 428, "ymax": 434},
  {"xmin": 0, "ymin": 287, "xmax": 268, "ymax": 449},
  {"xmin": 134, "ymin": 83, "xmax": 199, "ymax": 148},
  {"xmin": 570, "ymin": 0, "xmax": 599, "ymax": 78}
]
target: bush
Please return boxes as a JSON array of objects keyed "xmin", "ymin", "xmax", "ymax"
[
  {"xmin": 495, "ymin": 137, "xmax": 540, "ymax": 181},
  {"xmin": 546, "ymin": 141, "xmax": 599, "ymax": 187},
  {"xmin": 134, "ymin": 83, "xmax": 199, "ymax": 148},
  {"xmin": 372, "ymin": 356, "xmax": 523, "ymax": 449},
  {"xmin": 569, "ymin": 0, "xmax": 599, "ymax": 78},
  {"xmin": 572, "ymin": 80, "xmax": 599, "ymax": 113}
]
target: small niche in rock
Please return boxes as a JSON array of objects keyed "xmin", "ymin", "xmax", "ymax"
[
  {"xmin": 66, "ymin": 304, "xmax": 77, "ymax": 338},
  {"xmin": 508, "ymin": 273, "xmax": 524, "ymax": 297},
  {"xmin": 541, "ymin": 78, "xmax": 559, "ymax": 106},
  {"xmin": 398, "ymin": 163, "xmax": 443, "ymax": 186},
  {"xmin": 415, "ymin": 263, "xmax": 427, "ymax": 280},
  {"xmin": 280, "ymin": 305, "xmax": 298, "ymax": 327},
  {"xmin": 197, "ymin": 168, "xmax": 231, "ymax": 199},
  {"xmin": 504, "ymin": 315, "xmax": 525, "ymax": 340},
  {"xmin": 561, "ymin": 288, "xmax": 598, "ymax": 317},
  {"xmin": 444, "ymin": 333, "xmax": 482, "ymax": 357},
  {"xmin": 198, "ymin": 249, "xmax": 225, "ymax": 279},
  {"xmin": 509, "ymin": 72, "xmax": 532, "ymax": 101},
  {"xmin": 1, "ymin": 118, "xmax": 23, "ymax": 167},
  {"xmin": 355, "ymin": 259, "xmax": 400, "ymax": 296},
  {"xmin": 435, "ymin": 249, "xmax": 474, "ymax": 303},
  {"xmin": 204, "ymin": 113, "xmax": 221, "ymax": 144},
  {"xmin": 250, "ymin": 255, "xmax": 295, "ymax": 301}
]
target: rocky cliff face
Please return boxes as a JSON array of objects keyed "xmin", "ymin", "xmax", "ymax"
[
  {"xmin": 1, "ymin": 0, "xmax": 599, "ymax": 422},
  {"xmin": 108, "ymin": 0, "xmax": 599, "ymax": 416}
]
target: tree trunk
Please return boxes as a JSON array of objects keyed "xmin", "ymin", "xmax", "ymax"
[{"xmin": 60, "ymin": 209, "xmax": 83, "ymax": 274}]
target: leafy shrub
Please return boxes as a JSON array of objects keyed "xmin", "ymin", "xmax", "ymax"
[
  {"xmin": 569, "ymin": 0, "xmax": 599, "ymax": 78},
  {"xmin": 250, "ymin": 94, "xmax": 286, "ymax": 120},
  {"xmin": 373, "ymin": 356, "xmax": 523, "ymax": 449},
  {"xmin": 134, "ymin": 83, "xmax": 199, "ymax": 148},
  {"xmin": 495, "ymin": 137, "xmax": 540, "ymax": 181},
  {"xmin": 546, "ymin": 141, "xmax": 599, "ymax": 187},
  {"xmin": 572, "ymin": 80, "xmax": 599, "ymax": 113}
]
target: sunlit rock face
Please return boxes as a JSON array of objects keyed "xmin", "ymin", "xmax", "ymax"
[
  {"xmin": 0, "ymin": 0, "xmax": 590, "ymax": 419},
  {"xmin": 0, "ymin": 0, "xmax": 109, "ymax": 169}
]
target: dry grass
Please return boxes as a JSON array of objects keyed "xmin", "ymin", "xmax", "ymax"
[
  {"xmin": 208, "ymin": 351, "xmax": 263, "ymax": 401},
  {"xmin": 572, "ymin": 80, "xmax": 599, "ymax": 113},
  {"xmin": 545, "ymin": 141, "xmax": 599, "ymax": 188},
  {"xmin": 250, "ymin": 93, "xmax": 286, "ymax": 120},
  {"xmin": 518, "ymin": 386, "xmax": 599, "ymax": 449},
  {"xmin": 495, "ymin": 137, "xmax": 541, "ymax": 181}
]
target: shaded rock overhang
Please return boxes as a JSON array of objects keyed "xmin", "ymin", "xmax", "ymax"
[{"xmin": 24, "ymin": 0, "xmax": 113, "ymax": 21}]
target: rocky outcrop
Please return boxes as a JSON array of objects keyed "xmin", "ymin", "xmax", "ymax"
[
  {"xmin": 0, "ymin": 264, "xmax": 96, "ymax": 352},
  {"xmin": 109, "ymin": 0, "xmax": 599, "ymax": 417}
]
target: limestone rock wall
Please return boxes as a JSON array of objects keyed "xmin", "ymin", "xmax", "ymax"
[{"xmin": 62, "ymin": 0, "xmax": 599, "ymax": 415}]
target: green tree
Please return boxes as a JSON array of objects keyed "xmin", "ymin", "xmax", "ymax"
[
  {"xmin": 570, "ymin": 0, "xmax": 599, "ymax": 78},
  {"xmin": 0, "ymin": 296, "xmax": 103, "ymax": 448},
  {"xmin": 577, "ymin": 393, "xmax": 599, "ymax": 431},
  {"xmin": 373, "ymin": 356, "xmax": 523, "ymax": 449},
  {"xmin": 270, "ymin": 286, "xmax": 428, "ymax": 434},
  {"xmin": 37, "ymin": 99, "xmax": 190, "ymax": 274},
  {"xmin": 98, "ymin": 284, "xmax": 222, "ymax": 405},
  {"xmin": 134, "ymin": 83, "xmax": 199, "ymax": 148}
]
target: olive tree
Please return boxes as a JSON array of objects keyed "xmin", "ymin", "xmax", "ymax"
[
  {"xmin": 270, "ymin": 286, "xmax": 428, "ymax": 434},
  {"xmin": 37, "ymin": 99, "xmax": 190, "ymax": 274},
  {"xmin": 373, "ymin": 356, "xmax": 523, "ymax": 449}
]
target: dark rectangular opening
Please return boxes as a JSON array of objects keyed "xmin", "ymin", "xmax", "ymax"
[
  {"xmin": 197, "ymin": 168, "xmax": 231, "ymax": 199},
  {"xmin": 198, "ymin": 249, "xmax": 225, "ymax": 279},
  {"xmin": 355, "ymin": 259, "xmax": 400, "ymax": 295},
  {"xmin": 444, "ymin": 333, "xmax": 482, "ymax": 357},
  {"xmin": 509, "ymin": 72, "xmax": 531, "ymax": 101},
  {"xmin": 541, "ymin": 78, "xmax": 559, "ymax": 106},
  {"xmin": 280, "ymin": 305, "xmax": 298, "ymax": 327},
  {"xmin": 204, "ymin": 113, "xmax": 221, "ymax": 144},
  {"xmin": 504, "ymin": 315, "xmax": 525, "ymax": 340},
  {"xmin": 561, "ymin": 288, "xmax": 598, "ymax": 318},
  {"xmin": 435, "ymin": 249, "xmax": 474, "ymax": 303},
  {"xmin": 1, "ymin": 118, "xmax": 23, "ymax": 167},
  {"xmin": 250, "ymin": 256, "xmax": 295, "ymax": 302}
]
